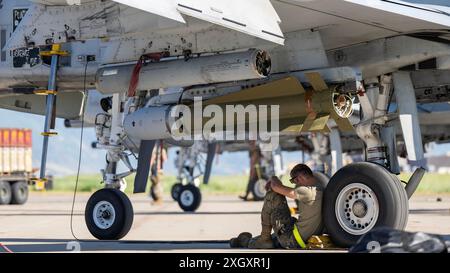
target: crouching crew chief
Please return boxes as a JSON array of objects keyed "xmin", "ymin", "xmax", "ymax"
[{"xmin": 231, "ymin": 164, "xmax": 324, "ymax": 249}]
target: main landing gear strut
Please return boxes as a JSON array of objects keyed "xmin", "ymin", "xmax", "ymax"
[{"xmin": 323, "ymin": 75, "xmax": 424, "ymax": 247}]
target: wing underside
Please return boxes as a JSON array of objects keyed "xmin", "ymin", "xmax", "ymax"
[
  {"xmin": 112, "ymin": 0, "xmax": 285, "ymax": 45},
  {"xmin": 272, "ymin": 0, "xmax": 450, "ymax": 50}
]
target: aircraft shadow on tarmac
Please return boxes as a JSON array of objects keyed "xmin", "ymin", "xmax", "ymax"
[
  {"xmin": 1, "ymin": 209, "xmax": 449, "ymax": 217},
  {"xmin": 0, "ymin": 211, "xmax": 262, "ymax": 217},
  {"xmin": 0, "ymin": 239, "xmax": 237, "ymax": 253},
  {"xmin": 409, "ymin": 209, "xmax": 450, "ymax": 216}
]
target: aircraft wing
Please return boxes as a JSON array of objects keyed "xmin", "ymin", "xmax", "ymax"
[
  {"xmin": 8, "ymin": 0, "xmax": 450, "ymax": 51},
  {"xmin": 110, "ymin": 0, "xmax": 450, "ymax": 49},
  {"xmin": 346, "ymin": 0, "xmax": 450, "ymax": 26},
  {"xmin": 112, "ymin": 0, "xmax": 284, "ymax": 45},
  {"xmin": 272, "ymin": 0, "xmax": 450, "ymax": 50}
]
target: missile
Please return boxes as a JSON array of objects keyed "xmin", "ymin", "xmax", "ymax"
[
  {"xmin": 96, "ymin": 49, "xmax": 271, "ymax": 95},
  {"xmin": 123, "ymin": 73, "xmax": 355, "ymax": 141}
]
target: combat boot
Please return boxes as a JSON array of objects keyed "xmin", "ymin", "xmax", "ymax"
[
  {"xmin": 248, "ymin": 225, "xmax": 274, "ymax": 249},
  {"xmin": 230, "ymin": 232, "xmax": 253, "ymax": 248}
]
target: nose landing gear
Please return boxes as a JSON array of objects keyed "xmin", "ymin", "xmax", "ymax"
[
  {"xmin": 177, "ymin": 184, "xmax": 202, "ymax": 212},
  {"xmin": 85, "ymin": 189, "xmax": 134, "ymax": 240}
]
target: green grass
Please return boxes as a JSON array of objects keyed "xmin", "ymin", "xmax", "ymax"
[
  {"xmin": 49, "ymin": 173, "xmax": 450, "ymax": 195},
  {"xmin": 399, "ymin": 173, "xmax": 450, "ymax": 195},
  {"xmin": 52, "ymin": 174, "xmax": 104, "ymax": 193},
  {"xmin": 52, "ymin": 174, "xmax": 250, "ymax": 195}
]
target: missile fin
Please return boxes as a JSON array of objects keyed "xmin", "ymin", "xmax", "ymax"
[
  {"xmin": 331, "ymin": 112, "xmax": 355, "ymax": 132},
  {"xmin": 306, "ymin": 72, "xmax": 329, "ymax": 92},
  {"xmin": 306, "ymin": 114, "xmax": 331, "ymax": 132},
  {"xmin": 205, "ymin": 77, "xmax": 305, "ymax": 105},
  {"xmin": 299, "ymin": 112, "xmax": 317, "ymax": 133},
  {"xmin": 321, "ymin": 125, "xmax": 332, "ymax": 134},
  {"xmin": 282, "ymin": 125, "xmax": 304, "ymax": 133}
]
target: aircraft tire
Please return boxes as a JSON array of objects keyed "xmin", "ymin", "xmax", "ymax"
[
  {"xmin": 0, "ymin": 181, "xmax": 12, "ymax": 205},
  {"xmin": 295, "ymin": 172, "xmax": 329, "ymax": 209},
  {"xmin": 313, "ymin": 172, "xmax": 330, "ymax": 190},
  {"xmin": 391, "ymin": 173, "xmax": 409, "ymax": 231},
  {"xmin": 312, "ymin": 172, "xmax": 330, "ymax": 234},
  {"xmin": 251, "ymin": 178, "xmax": 268, "ymax": 201},
  {"xmin": 85, "ymin": 189, "xmax": 134, "ymax": 240},
  {"xmin": 323, "ymin": 162, "xmax": 408, "ymax": 247},
  {"xmin": 171, "ymin": 183, "xmax": 183, "ymax": 201},
  {"xmin": 178, "ymin": 184, "xmax": 202, "ymax": 212},
  {"xmin": 10, "ymin": 181, "xmax": 29, "ymax": 205}
]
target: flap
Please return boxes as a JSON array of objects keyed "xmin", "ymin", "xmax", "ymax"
[
  {"xmin": 177, "ymin": 0, "xmax": 284, "ymax": 45},
  {"xmin": 113, "ymin": 0, "xmax": 284, "ymax": 44}
]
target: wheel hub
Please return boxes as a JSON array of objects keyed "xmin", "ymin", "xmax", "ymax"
[
  {"xmin": 180, "ymin": 190, "xmax": 194, "ymax": 207},
  {"xmin": 352, "ymin": 200, "xmax": 368, "ymax": 218},
  {"xmin": 102, "ymin": 210, "xmax": 112, "ymax": 219},
  {"xmin": 254, "ymin": 179, "xmax": 267, "ymax": 199},
  {"xmin": 335, "ymin": 183, "xmax": 379, "ymax": 236},
  {"xmin": 93, "ymin": 201, "xmax": 116, "ymax": 230}
]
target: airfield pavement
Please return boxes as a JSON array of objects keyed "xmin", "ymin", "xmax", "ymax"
[{"xmin": 0, "ymin": 192, "xmax": 449, "ymax": 253}]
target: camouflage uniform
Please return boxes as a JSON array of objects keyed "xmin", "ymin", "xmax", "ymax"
[
  {"xmin": 149, "ymin": 142, "xmax": 167, "ymax": 202},
  {"xmin": 261, "ymin": 185, "xmax": 323, "ymax": 249}
]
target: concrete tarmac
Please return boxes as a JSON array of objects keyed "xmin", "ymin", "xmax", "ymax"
[{"xmin": 0, "ymin": 193, "xmax": 449, "ymax": 253}]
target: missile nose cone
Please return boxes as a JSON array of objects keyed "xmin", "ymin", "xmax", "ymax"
[
  {"xmin": 254, "ymin": 50, "xmax": 271, "ymax": 77},
  {"xmin": 333, "ymin": 93, "xmax": 354, "ymax": 119},
  {"xmin": 338, "ymin": 95, "xmax": 347, "ymax": 107}
]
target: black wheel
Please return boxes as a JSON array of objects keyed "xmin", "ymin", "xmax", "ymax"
[
  {"xmin": 323, "ymin": 162, "xmax": 409, "ymax": 247},
  {"xmin": 296, "ymin": 172, "xmax": 329, "ymax": 207},
  {"xmin": 391, "ymin": 173, "xmax": 409, "ymax": 231},
  {"xmin": 10, "ymin": 181, "xmax": 29, "ymax": 205},
  {"xmin": 171, "ymin": 183, "xmax": 183, "ymax": 201},
  {"xmin": 312, "ymin": 172, "xmax": 330, "ymax": 234},
  {"xmin": 251, "ymin": 178, "xmax": 268, "ymax": 201},
  {"xmin": 85, "ymin": 189, "xmax": 134, "ymax": 240},
  {"xmin": 313, "ymin": 172, "xmax": 330, "ymax": 190},
  {"xmin": 177, "ymin": 184, "xmax": 202, "ymax": 212},
  {"xmin": 0, "ymin": 182, "xmax": 12, "ymax": 205}
]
